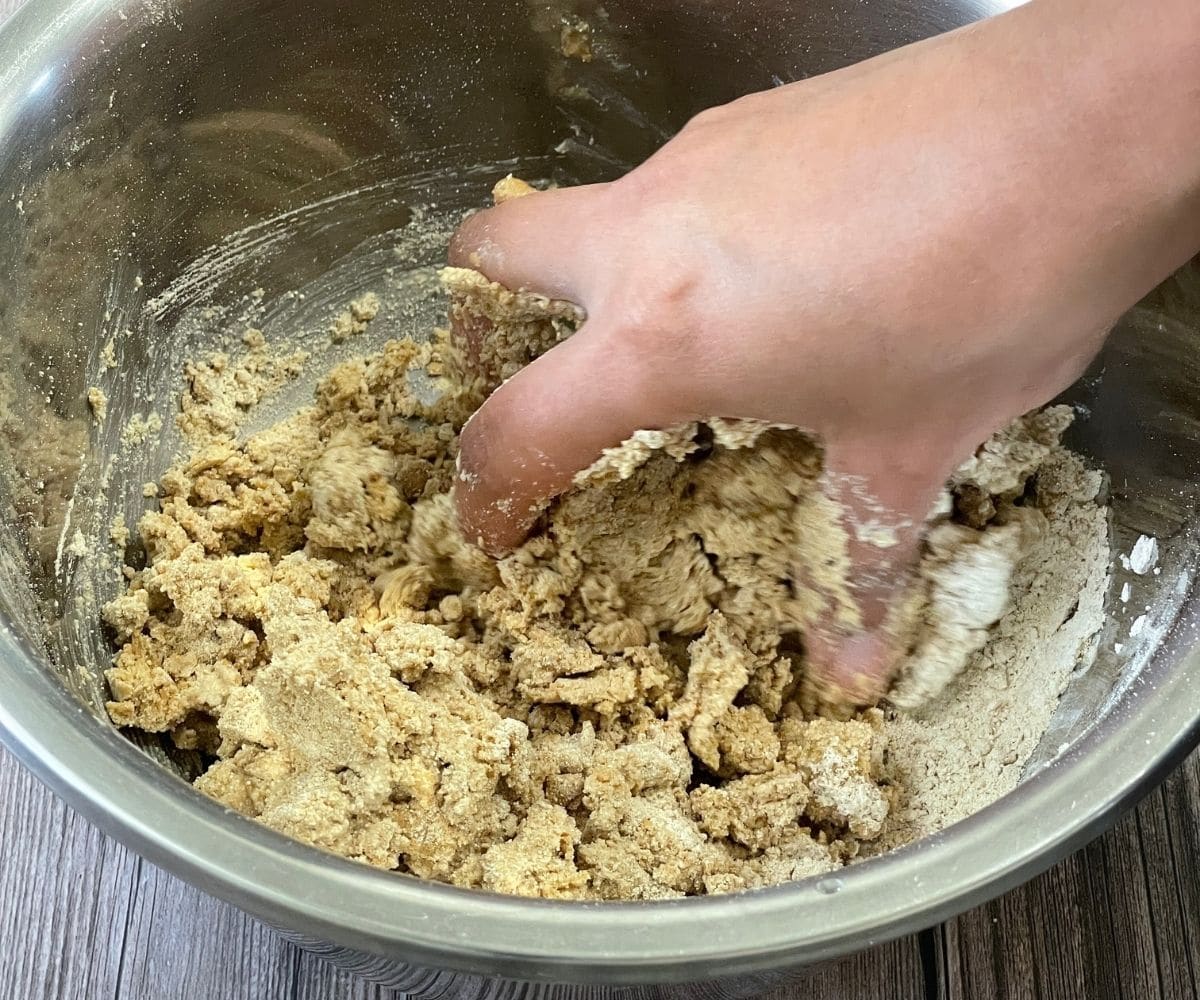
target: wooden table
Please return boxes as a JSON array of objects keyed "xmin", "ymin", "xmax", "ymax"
[
  {"xmin": 4, "ymin": 739, "xmax": 1200, "ymax": 999},
  {"xmin": 3, "ymin": 1, "xmax": 1199, "ymax": 996}
]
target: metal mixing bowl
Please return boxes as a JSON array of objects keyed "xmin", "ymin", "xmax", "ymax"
[{"xmin": 2, "ymin": 0, "xmax": 1200, "ymax": 994}]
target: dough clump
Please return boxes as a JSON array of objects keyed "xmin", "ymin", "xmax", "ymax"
[{"xmin": 103, "ymin": 191, "xmax": 1107, "ymax": 898}]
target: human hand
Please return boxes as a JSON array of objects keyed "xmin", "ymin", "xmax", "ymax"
[{"xmin": 450, "ymin": 0, "xmax": 1200, "ymax": 702}]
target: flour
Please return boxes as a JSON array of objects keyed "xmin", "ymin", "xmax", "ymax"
[
  {"xmin": 1126, "ymin": 534, "xmax": 1159, "ymax": 575},
  {"xmin": 100, "ymin": 186, "xmax": 1110, "ymax": 899},
  {"xmin": 877, "ymin": 447, "xmax": 1108, "ymax": 848}
]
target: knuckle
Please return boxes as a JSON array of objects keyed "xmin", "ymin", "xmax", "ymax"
[
  {"xmin": 613, "ymin": 275, "xmax": 703, "ymax": 356},
  {"xmin": 604, "ymin": 276, "xmax": 711, "ymax": 415},
  {"xmin": 608, "ymin": 161, "xmax": 664, "ymax": 215},
  {"xmin": 683, "ymin": 103, "xmax": 729, "ymax": 133},
  {"xmin": 447, "ymin": 204, "xmax": 510, "ymax": 270},
  {"xmin": 446, "ymin": 212, "xmax": 488, "ymax": 268}
]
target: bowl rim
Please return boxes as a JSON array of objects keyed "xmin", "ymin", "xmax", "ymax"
[
  {"xmin": 3, "ymin": 0, "xmax": 1200, "ymax": 985},
  {"xmin": 4, "ymin": 615, "xmax": 1199, "ymax": 985}
]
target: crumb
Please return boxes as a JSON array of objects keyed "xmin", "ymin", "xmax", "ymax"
[
  {"xmin": 560, "ymin": 19, "xmax": 593, "ymax": 62},
  {"xmin": 492, "ymin": 175, "xmax": 537, "ymax": 204},
  {"xmin": 177, "ymin": 333, "xmax": 308, "ymax": 445},
  {"xmin": 121, "ymin": 412, "xmax": 162, "ymax": 448},
  {"xmin": 66, "ymin": 529, "xmax": 88, "ymax": 559},
  {"xmin": 329, "ymin": 292, "xmax": 381, "ymax": 343},
  {"xmin": 87, "ymin": 386, "xmax": 108, "ymax": 424},
  {"xmin": 110, "ymin": 516, "xmax": 130, "ymax": 549}
]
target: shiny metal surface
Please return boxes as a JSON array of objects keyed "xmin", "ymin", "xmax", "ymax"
[{"xmin": 0, "ymin": 0, "xmax": 1199, "ymax": 992}]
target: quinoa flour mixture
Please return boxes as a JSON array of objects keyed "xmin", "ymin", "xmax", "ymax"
[{"xmin": 102, "ymin": 186, "xmax": 1110, "ymax": 899}]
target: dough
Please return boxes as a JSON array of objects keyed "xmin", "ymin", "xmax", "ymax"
[{"xmin": 102, "ymin": 188, "xmax": 1108, "ymax": 899}]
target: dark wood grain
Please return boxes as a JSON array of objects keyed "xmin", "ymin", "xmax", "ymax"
[
  {"xmin": 940, "ymin": 753, "xmax": 1200, "ymax": 1000},
  {"xmin": 0, "ymin": 747, "xmax": 291, "ymax": 999},
  {"xmin": 942, "ymin": 839, "xmax": 1123, "ymax": 1000},
  {"xmin": 0, "ymin": 740, "xmax": 931, "ymax": 1000},
  {"xmin": 1161, "ymin": 762, "xmax": 1200, "ymax": 993},
  {"xmin": 757, "ymin": 942, "xmax": 929, "ymax": 1000}
]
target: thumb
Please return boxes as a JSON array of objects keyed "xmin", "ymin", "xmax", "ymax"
[
  {"xmin": 455, "ymin": 321, "xmax": 685, "ymax": 554},
  {"xmin": 450, "ymin": 179, "xmax": 660, "ymax": 554},
  {"xmin": 803, "ymin": 441, "xmax": 958, "ymax": 708}
]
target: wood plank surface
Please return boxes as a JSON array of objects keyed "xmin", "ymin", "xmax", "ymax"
[
  {"xmin": 938, "ymin": 754, "xmax": 1200, "ymax": 1000},
  {"xmin": 5, "ymin": 736, "xmax": 1200, "ymax": 999},
  {"xmin": 0, "ymin": 742, "xmax": 936, "ymax": 999}
]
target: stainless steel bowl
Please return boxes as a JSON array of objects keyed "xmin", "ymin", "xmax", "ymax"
[{"xmin": 2, "ymin": 0, "xmax": 1200, "ymax": 994}]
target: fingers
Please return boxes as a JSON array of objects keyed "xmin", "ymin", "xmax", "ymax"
[
  {"xmin": 447, "ymin": 182, "xmax": 612, "ymax": 303},
  {"xmin": 805, "ymin": 442, "xmax": 960, "ymax": 708},
  {"xmin": 448, "ymin": 177, "xmax": 963, "ymax": 707},
  {"xmin": 455, "ymin": 322, "xmax": 685, "ymax": 555},
  {"xmin": 803, "ymin": 523, "xmax": 923, "ymax": 708},
  {"xmin": 449, "ymin": 180, "xmax": 642, "ymax": 549},
  {"xmin": 805, "ymin": 629, "xmax": 911, "ymax": 709}
]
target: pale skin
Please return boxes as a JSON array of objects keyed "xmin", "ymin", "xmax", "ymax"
[{"xmin": 450, "ymin": 0, "xmax": 1200, "ymax": 703}]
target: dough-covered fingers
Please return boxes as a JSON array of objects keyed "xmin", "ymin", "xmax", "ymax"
[
  {"xmin": 803, "ymin": 447, "xmax": 955, "ymax": 707},
  {"xmin": 803, "ymin": 538, "xmax": 921, "ymax": 708},
  {"xmin": 455, "ymin": 321, "xmax": 688, "ymax": 554}
]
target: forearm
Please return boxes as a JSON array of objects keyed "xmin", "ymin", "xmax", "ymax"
[
  {"xmin": 971, "ymin": 0, "xmax": 1200, "ymax": 314},
  {"xmin": 826, "ymin": 0, "xmax": 1200, "ymax": 341},
  {"xmin": 1022, "ymin": 0, "xmax": 1200, "ymax": 233}
]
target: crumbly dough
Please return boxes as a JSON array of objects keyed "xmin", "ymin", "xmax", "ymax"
[
  {"xmin": 87, "ymin": 386, "xmax": 109, "ymax": 425},
  {"xmin": 103, "ymin": 192, "xmax": 1108, "ymax": 899},
  {"xmin": 329, "ymin": 292, "xmax": 382, "ymax": 343}
]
